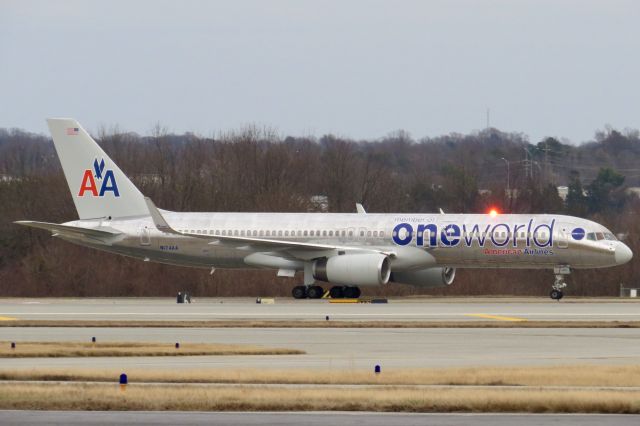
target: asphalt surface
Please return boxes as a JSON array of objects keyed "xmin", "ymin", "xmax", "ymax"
[
  {"xmin": 1, "ymin": 326, "xmax": 639, "ymax": 369},
  {"xmin": 1, "ymin": 297, "xmax": 640, "ymax": 321},
  {"xmin": 1, "ymin": 298, "xmax": 639, "ymax": 370},
  {"xmin": 1, "ymin": 411, "xmax": 639, "ymax": 426}
]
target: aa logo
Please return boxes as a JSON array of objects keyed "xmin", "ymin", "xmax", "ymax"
[{"xmin": 78, "ymin": 158, "xmax": 120, "ymax": 197}]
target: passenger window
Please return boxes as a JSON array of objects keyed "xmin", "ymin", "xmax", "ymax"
[
  {"xmin": 310, "ymin": 230, "xmax": 314, "ymax": 236},
  {"xmin": 329, "ymin": 231, "xmax": 333, "ymax": 236},
  {"xmin": 360, "ymin": 231, "xmax": 365, "ymax": 237},
  {"xmin": 342, "ymin": 230, "xmax": 346, "ymax": 237},
  {"xmin": 322, "ymin": 230, "xmax": 327, "ymax": 236},
  {"xmin": 380, "ymin": 231, "xmax": 385, "ymax": 238},
  {"xmin": 349, "ymin": 231, "xmax": 353, "ymax": 237},
  {"xmin": 304, "ymin": 230, "xmax": 308, "ymax": 236},
  {"xmin": 284, "ymin": 230, "xmax": 289, "ymax": 236},
  {"xmin": 373, "ymin": 231, "xmax": 378, "ymax": 237}
]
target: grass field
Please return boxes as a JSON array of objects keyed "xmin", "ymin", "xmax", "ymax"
[
  {"xmin": 0, "ymin": 341, "xmax": 304, "ymax": 357},
  {"xmin": 1, "ymin": 364, "xmax": 639, "ymax": 387},
  {"xmin": 1, "ymin": 382, "xmax": 639, "ymax": 413}
]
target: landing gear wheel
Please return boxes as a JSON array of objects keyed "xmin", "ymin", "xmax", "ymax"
[
  {"xmin": 329, "ymin": 286, "xmax": 344, "ymax": 299},
  {"xmin": 292, "ymin": 285, "xmax": 308, "ymax": 299},
  {"xmin": 550, "ymin": 289, "xmax": 563, "ymax": 300},
  {"xmin": 307, "ymin": 286, "xmax": 324, "ymax": 299},
  {"xmin": 343, "ymin": 286, "xmax": 361, "ymax": 299}
]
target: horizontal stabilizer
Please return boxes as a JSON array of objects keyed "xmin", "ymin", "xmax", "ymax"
[{"xmin": 14, "ymin": 221, "xmax": 122, "ymax": 240}]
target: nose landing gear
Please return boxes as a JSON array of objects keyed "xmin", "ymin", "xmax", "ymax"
[{"xmin": 550, "ymin": 265, "xmax": 570, "ymax": 301}]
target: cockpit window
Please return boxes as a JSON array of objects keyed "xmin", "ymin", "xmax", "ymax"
[
  {"xmin": 587, "ymin": 232, "xmax": 596, "ymax": 241},
  {"xmin": 604, "ymin": 233, "xmax": 617, "ymax": 241},
  {"xmin": 595, "ymin": 232, "xmax": 604, "ymax": 241}
]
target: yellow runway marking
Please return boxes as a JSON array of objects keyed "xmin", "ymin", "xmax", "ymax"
[
  {"xmin": 465, "ymin": 313, "xmax": 527, "ymax": 322},
  {"xmin": 0, "ymin": 316, "xmax": 17, "ymax": 321}
]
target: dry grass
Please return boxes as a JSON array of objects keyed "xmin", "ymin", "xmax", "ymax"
[
  {"xmin": 0, "ymin": 382, "xmax": 639, "ymax": 413},
  {"xmin": 1, "ymin": 364, "xmax": 639, "ymax": 387},
  {"xmin": 1, "ymin": 320, "xmax": 639, "ymax": 328},
  {"xmin": 0, "ymin": 341, "xmax": 303, "ymax": 358}
]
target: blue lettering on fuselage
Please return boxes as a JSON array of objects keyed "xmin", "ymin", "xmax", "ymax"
[{"xmin": 392, "ymin": 220, "xmax": 555, "ymax": 249}]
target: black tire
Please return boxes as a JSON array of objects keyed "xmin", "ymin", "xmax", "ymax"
[
  {"xmin": 292, "ymin": 286, "xmax": 308, "ymax": 299},
  {"xmin": 329, "ymin": 286, "xmax": 344, "ymax": 299},
  {"xmin": 550, "ymin": 289, "xmax": 562, "ymax": 300},
  {"xmin": 307, "ymin": 286, "xmax": 324, "ymax": 299},
  {"xmin": 343, "ymin": 286, "xmax": 360, "ymax": 299}
]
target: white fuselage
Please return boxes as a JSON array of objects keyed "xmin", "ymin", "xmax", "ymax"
[{"xmin": 65, "ymin": 211, "xmax": 630, "ymax": 272}]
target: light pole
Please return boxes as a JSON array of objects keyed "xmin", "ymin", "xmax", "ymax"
[{"xmin": 500, "ymin": 157, "xmax": 510, "ymax": 196}]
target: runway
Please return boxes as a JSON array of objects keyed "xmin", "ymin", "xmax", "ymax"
[
  {"xmin": 1, "ymin": 298, "xmax": 640, "ymax": 370},
  {"xmin": 1, "ymin": 297, "xmax": 639, "ymax": 322},
  {"xmin": 1, "ymin": 411, "xmax": 639, "ymax": 426},
  {"xmin": 1, "ymin": 326, "xmax": 639, "ymax": 369}
]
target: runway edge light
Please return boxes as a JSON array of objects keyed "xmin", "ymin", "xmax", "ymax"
[{"xmin": 119, "ymin": 373, "xmax": 128, "ymax": 392}]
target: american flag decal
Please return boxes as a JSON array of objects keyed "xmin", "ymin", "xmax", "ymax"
[{"xmin": 66, "ymin": 127, "xmax": 79, "ymax": 135}]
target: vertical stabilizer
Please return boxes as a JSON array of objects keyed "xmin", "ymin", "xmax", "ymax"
[{"xmin": 47, "ymin": 118, "xmax": 148, "ymax": 220}]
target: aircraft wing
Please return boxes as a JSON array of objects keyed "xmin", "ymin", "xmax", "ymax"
[
  {"xmin": 14, "ymin": 221, "xmax": 122, "ymax": 242},
  {"xmin": 144, "ymin": 197, "xmax": 395, "ymax": 259}
]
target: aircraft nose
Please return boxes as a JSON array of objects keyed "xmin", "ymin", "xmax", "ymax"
[{"xmin": 615, "ymin": 243, "xmax": 633, "ymax": 265}]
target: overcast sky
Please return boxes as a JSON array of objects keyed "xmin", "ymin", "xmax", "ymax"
[{"xmin": 1, "ymin": 0, "xmax": 639, "ymax": 143}]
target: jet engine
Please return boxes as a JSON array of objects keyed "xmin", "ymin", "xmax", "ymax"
[
  {"xmin": 313, "ymin": 253, "xmax": 391, "ymax": 286},
  {"xmin": 389, "ymin": 267, "xmax": 455, "ymax": 288}
]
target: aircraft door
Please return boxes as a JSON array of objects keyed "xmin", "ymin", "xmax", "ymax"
[
  {"xmin": 139, "ymin": 227, "xmax": 151, "ymax": 246},
  {"xmin": 556, "ymin": 223, "xmax": 571, "ymax": 249},
  {"xmin": 437, "ymin": 221, "xmax": 461, "ymax": 264}
]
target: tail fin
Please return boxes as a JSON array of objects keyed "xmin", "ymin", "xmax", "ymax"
[{"xmin": 47, "ymin": 118, "xmax": 148, "ymax": 220}]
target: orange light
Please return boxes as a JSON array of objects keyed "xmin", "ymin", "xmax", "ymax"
[{"xmin": 488, "ymin": 208, "xmax": 499, "ymax": 217}]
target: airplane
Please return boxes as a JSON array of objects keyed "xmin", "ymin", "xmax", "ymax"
[{"xmin": 15, "ymin": 118, "xmax": 633, "ymax": 300}]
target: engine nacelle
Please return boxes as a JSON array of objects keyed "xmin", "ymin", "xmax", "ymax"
[
  {"xmin": 313, "ymin": 253, "xmax": 391, "ymax": 286},
  {"xmin": 389, "ymin": 267, "xmax": 455, "ymax": 288}
]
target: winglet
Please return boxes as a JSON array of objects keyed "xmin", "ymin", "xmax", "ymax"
[
  {"xmin": 356, "ymin": 203, "xmax": 367, "ymax": 214},
  {"xmin": 144, "ymin": 197, "xmax": 178, "ymax": 234}
]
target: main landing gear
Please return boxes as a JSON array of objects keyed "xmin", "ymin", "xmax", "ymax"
[
  {"xmin": 550, "ymin": 265, "xmax": 570, "ymax": 301},
  {"xmin": 291, "ymin": 285, "xmax": 361, "ymax": 299},
  {"xmin": 329, "ymin": 285, "xmax": 361, "ymax": 299},
  {"xmin": 292, "ymin": 285, "xmax": 324, "ymax": 299}
]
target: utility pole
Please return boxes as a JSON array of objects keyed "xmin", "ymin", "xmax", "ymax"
[
  {"xmin": 539, "ymin": 140, "xmax": 551, "ymax": 185},
  {"xmin": 523, "ymin": 147, "xmax": 531, "ymax": 180},
  {"xmin": 500, "ymin": 157, "xmax": 510, "ymax": 195}
]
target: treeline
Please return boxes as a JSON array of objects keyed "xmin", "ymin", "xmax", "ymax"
[{"xmin": 1, "ymin": 125, "xmax": 638, "ymax": 297}]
